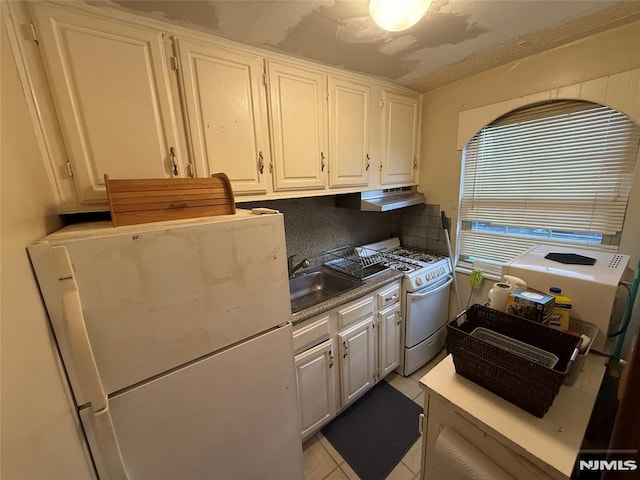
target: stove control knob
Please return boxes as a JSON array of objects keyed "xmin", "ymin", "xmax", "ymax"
[{"xmin": 416, "ymin": 277, "xmax": 423, "ymax": 286}]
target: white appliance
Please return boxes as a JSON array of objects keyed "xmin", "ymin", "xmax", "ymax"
[
  {"xmin": 28, "ymin": 211, "xmax": 303, "ymax": 480},
  {"xmin": 361, "ymin": 238, "xmax": 452, "ymax": 375},
  {"xmin": 503, "ymin": 244, "xmax": 630, "ymax": 354}
]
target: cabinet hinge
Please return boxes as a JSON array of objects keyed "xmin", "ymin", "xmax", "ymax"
[
  {"xmin": 262, "ymin": 72, "xmax": 268, "ymax": 87},
  {"xmin": 170, "ymin": 55, "xmax": 179, "ymax": 72},
  {"xmin": 65, "ymin": 161, "xmax": 73, "ymax": 177},
  {"xmin": 30, "ymin": 23, "xmax": 38, "ymax": 45},
  {"xmin": 186, "ymin": 162, "xmax": 194, "ymax": 178}
]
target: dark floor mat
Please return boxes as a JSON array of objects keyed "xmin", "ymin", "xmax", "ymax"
[{"xmin": 321, "ymin": 380, "xmax": 422, "ymax": 480}]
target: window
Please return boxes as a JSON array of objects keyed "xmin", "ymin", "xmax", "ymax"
[{"xmin": 458, "ymin": 100, "xmax": 640, "ymax": 271}]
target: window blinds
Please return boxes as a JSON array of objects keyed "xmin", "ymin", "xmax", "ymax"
[{"xmin": 459, "ymin": 100, "xmax": 640, "ymax": 265}]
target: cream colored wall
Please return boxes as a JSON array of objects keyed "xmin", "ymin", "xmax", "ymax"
[
  {"xmin": 419, "ymin": 19, "xmax": 640, "ymax": 314},
  {"xmin": 0, "ymin": 11, "xmax": 95, "ymax": 480}
]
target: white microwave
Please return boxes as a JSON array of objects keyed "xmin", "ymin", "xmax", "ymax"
[{"xmin": 502, "ymin": 244, "xmax": 630, "ymax": 353}]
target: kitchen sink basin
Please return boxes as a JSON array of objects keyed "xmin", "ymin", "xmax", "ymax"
[{"xmin": 290, "ymin": 267, "xmax": 363, "ymax": 314}]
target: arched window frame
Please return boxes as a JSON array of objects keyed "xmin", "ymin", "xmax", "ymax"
[{"xmin": 457, "ymin": 99, "xmax": 640, "ymax": 271}]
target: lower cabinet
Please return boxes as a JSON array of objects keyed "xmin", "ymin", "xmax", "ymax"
[
  {"xmin": 294, "ymin": 339, "xmax": 336, "ymax": 439},
  {"xmin": 292, "ymin": 279, "xmax": 402, "ymax": 440},
  {"xmin": 378, "ymin": 303, "xmax": 402, "ymax": 378},
  {"xmin": 338, "ymin": 317, "xmax": 376, "ymax": 407}
]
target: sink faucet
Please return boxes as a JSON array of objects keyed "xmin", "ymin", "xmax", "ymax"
[{"xmin": 288, "ymin": 255, "xmax": 310, "ymax": 278}]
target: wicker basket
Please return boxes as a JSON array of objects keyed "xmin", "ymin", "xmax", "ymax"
[{"xmin": 446, "ymin": 304, "xmax": 581, "ymax": 417}]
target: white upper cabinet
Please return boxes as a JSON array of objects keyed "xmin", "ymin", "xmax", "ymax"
[
  {"xmin": 19, "ymin": 4, "xmax": 422, "ymax": 211},
  {"xmin": 266, "ymin": 61, "xmax": 328, "ymax": 191},
  {"xmin": 328, "ymin": 78, "xmax": 370, "ymax": 187},
  {"xmin": 30, "ymin": 4, "xmax": 183, "ymax": 205},
  {"xmin": 380, "ymin": 90, "xmax": 420, "ymax": 185},
  {"xmin": 176, "ymin": 39, "xmax": 269, "ymax": 194}
]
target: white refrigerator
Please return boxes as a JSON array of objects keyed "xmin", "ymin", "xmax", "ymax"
[{"xmin": 28, "ymin": 210, "xmax": 303, "ymax": 480}]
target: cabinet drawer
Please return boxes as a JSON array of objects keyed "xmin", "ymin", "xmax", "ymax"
[
  {"xmin": 292, "ymin": 315, "xmax": 330, "ymax": 354},
  {"xmin": 337, "ymin": 296, "xmax": 374, "ymax": 329},
  {"xmin": 377, "ymin": 282, "xmax": 400, "ymax": 310}
]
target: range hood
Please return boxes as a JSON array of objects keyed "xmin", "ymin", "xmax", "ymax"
[{"xmin": 335, "ymin": 187, "xmax": 425, "ymax": 212}]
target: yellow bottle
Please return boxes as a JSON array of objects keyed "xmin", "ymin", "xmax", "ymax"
[{"xmin": 549, "ymin": 287, "xmax": 571, "ymax": 331}]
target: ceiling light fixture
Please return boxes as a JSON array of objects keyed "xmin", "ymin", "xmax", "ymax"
[{"xmin": 369, "ymin": 0, "xmax": 432, "ymax": 32}]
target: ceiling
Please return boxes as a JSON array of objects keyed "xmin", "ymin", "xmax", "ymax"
[{"xmin": 103, "ymin": 0, "xmax": 640, "ymax": 92}]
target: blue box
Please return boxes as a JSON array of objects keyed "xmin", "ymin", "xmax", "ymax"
[{"xmin": 506, "ymin": 288, "xmax": 555, "ymax": 324}]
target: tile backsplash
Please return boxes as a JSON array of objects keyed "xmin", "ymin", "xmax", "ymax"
[
  {"xmin": 238, "ymin": 197, "xmax": 448, "ymax": 264},
  {"xmin": 390, "ymin": 203, "xmax": 450, "ymax": 256}
]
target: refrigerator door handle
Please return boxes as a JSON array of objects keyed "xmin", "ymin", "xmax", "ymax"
[
  {"xmin": 92, "ymin": 407, "xmax": 129, "ymax": 480},
  {"xmin": 60, "ymin": 277, "xmax": 107, "ymax": 411},
  {"xmin": 54, "ymin": 246, "xmax": 129, "ymax": 479}
]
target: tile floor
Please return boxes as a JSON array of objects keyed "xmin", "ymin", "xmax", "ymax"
[{"xmin": 302, "ymin": 349, "xmax": 448, "ymax": 480}]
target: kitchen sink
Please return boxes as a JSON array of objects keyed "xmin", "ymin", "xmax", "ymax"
[{"xmin": 290, "ymin": 267, "xmax": 363, "ymax": 314}]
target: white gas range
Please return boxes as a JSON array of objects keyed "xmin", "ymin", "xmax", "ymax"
[{"xmin": 361, "ymin": 238, "xmax": 453, "ymax": 376}]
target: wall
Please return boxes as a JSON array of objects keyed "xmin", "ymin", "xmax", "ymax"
[
  {"xmin": 238, "ymin": 197, "xmax": 453, "ymax": 267},
  {"xmin": 0, "ymin": 10, "xmax": 95, "ymax": 480},
  {"xmin": 418, "ymin": 20, "xmax": 640, "ymax": 347}
]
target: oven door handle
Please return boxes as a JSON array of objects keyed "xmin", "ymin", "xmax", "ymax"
[{"xmin": 408, "ymin": 275, "xmax": 453, "ymax": 298}]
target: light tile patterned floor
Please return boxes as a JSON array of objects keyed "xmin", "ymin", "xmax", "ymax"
[{"xmin": 302, "ymin": 349, "xmax": 448, "ymax": 480}]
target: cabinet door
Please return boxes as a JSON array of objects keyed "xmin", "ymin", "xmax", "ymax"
[
  {"xmin": 328, "ymin": 78, "xmax": 370, "ymax": 187},
  {"xmin": 294, "ymin": 339, "xmax": 336, "ymax": 439},
  {"xmin": 338, "ymin": 317, "xmax": 376, "ymax": 408},
  {"xmin": 266, "ymin": 61, "xmax": 327, "ymax": 191},
  {"xmin": 378, "ymin": 303, "xmax": 402, "ymax": 378},
  {"xmin": 31, "ymin": 4, "xmax": 183, "ymax": 204},
  {"xmin": 177, "ymin": 40, "xmax": 269, "ymax": 194},
  {"xmin": 380, "ymin": 90, "xmax": 420, "ymax": 185}
]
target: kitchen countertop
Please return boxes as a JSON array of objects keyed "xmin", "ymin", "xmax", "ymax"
[{"xmin": 291, "ymin": 269, "xmax": 403, "ymax": 325}]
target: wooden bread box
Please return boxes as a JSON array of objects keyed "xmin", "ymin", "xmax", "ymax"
[{"xmin": 105, "ymin": 173, "xmax": 236, "ymax": 226}]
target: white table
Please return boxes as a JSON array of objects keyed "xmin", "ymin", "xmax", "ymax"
[{"xmin": 419, "ymin": 353, "xmax": 607, "ymax": 479}]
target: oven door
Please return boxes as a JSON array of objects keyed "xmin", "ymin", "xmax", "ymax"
[{"xmin": 405, "ymin": 275, "xmax": 453, "ymax": 348}]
